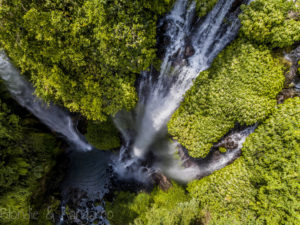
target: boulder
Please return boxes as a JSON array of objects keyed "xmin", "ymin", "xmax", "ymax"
[
  {"xmin": 184, "ymin": 45, "xmax": 195, "ymax": 58},
  {"xmin": 151, "ymin": 172, "xmax": 172, "ymax": 191}
]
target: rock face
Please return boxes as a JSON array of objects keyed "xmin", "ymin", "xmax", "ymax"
[
  {"xmin": 277, "ymin": 45, "xmax": 300, "ymax": 104},
  {"xmin": 61, "ymin": 188, "xmax": 107, "ymax": 225}
]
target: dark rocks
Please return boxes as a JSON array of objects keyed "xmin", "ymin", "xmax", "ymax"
[
  {"xmin": 218, "ymin": 137, "xmax": 239, "ymax": 150},
  {"xmin": 151, "ymin": 172, "xmax": 172, "ymax": 191},
  {"xmin": 184, "ymin": 45, "xmax": 195, "ymax": 58},
  {"xmin": 172, "ymin": 58, "xmax": 188, "ymax": 67},
  {"xmin": 277, "ymin": 45, "xmax": 300, "ymax": 104},
  {"xmin": 163, "ymin": 35, "xmax": 171, "ymax": 46},
  {"xmin": 230, "ymin": 0, "xmax": 244, "ymax": 13},
  {"xmin": 171, "ymin": 48, "xmax": 181, "ymax": 59},
  {"xmin": 177, "ymin": 143, "xmax": 200, "ymax": 168},
  {"xmin": 62, "ymin": 188, "xmax": 108, "ymax": 225},
  {"xmin": 277, "ymin": 88, "xmax": 298, "ymax": 104}
]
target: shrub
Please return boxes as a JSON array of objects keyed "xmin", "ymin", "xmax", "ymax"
[
  {"xmin": 195, "ymin": 0, "xmax": 218, "ymax": 18},
  {"xmin": 242, "ymin": 97, "xmax": 300, "ymax": 224},
  {"xmin": 85, "ymin": 119, "xmax": 121, "ymax": 150},
  {"xmin": 239, "ymin": 0, "xmax": 300, "ymax": 48},
  {"xmin": 0, "ymin": 0, "xmax": 175, "ymax": 121}
]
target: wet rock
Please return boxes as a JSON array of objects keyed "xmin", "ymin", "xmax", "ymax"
[
  {"xmin": 277, "ymin": 88, "xmax": 298, "ymax": 104},
  {"xmin": 288, "ymin": 11, "xmax": 299, "ymax": 20},
  {"xmin": 184, "ymin": 45, "xmax": 195, "ymax": 58},
  {"xmin": 278, "ymin": 45, "xmax": 300, "ymax": 103},
  {"xmin": 211, "ymin": 150, "xmax": 222, "ymax": 161},
  {"xmin": 172, "ymin": 48, "xmax": 181, "ymax": 59},
  {"xmin": 230, "ymin": 0, "xmax": 244, "ymax": 13},
  {"xmin": 172, "ymin": 58, "xmax": 188, "ymax": 67},
  {"xmin": 62, "ymin": 188, "xmax": 108, "ymax": 225},
  {"xmin": 219, "ymin": 137, "xmax": 238, "ymax": 150},
  {"xmin": 151, "ymin": 172, "xmax": 172, "ymax": 191},
  {"xmin": 177, "ymin": 144, "xmax": 199, "ymax": 168},
  {"xmin": 163, "ymin": 36, "xmax": 171, "ymax": 46},
  {"xmin": 284, "ymin": 65, "xmax": 298, "ymax": 86}
]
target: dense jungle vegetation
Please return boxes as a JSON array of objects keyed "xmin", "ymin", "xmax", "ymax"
[
  {"xmin": 0, "ymin": 82, "xmax": 63, "ymax": 225},
  {"xmin": 108, "ymin": 97, "xmax": 300, "ymax": 224},
  {"xmin": 0, "ymin": 0, "xmax": 299, "ymax": 224}
]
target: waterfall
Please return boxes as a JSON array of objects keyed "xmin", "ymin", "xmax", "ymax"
[
  {"xmin": 113, "ymin": 0, "xmax": 253, "ymax": 182},
  {"xmin": 0, "ymin": 53, "xmax": 92, "ymax": 151},
  {"xmin": 0, "ymin": 0, "xmax": 254, "ymax": 185}
]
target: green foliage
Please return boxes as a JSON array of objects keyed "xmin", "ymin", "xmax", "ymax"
[
  {"xmin": 0, "ymin": 187, "xmax": 31, "ymax": 225},
  {"xmin": 195, "ymin": 0, "xmax": 218, "ymax": 18},
  {"xmin": 187, "ymin": 158, "xmax": 257, "ymax": 225},
  {"xmin": 218, "ymin": 147, "xmax": 227, "ymax": 153},
  {"xmin": 106, "ymin": 192, "xmax": 152, "ymax": 225},
  {"xmin": 240, "ymin": 0, "xmax": 300, "ymax": 48},
  {"xmin": 106, "ymin": 183, "xmax": 201, "ymax": 225},
  {"xmin": 0, "ymin": 93, "xmax": 61, "ymax": 225},
  {"xmin": 85, "ymin": 119, "xmax": 121, "ymax": 150},
  {"xmin": 242, "ymin": 97, "xmax": 300, "ymax": 224},
  {"xmin": 168, "ymin": 39, "xmax": 284, "ymax": 158},
  {"xmin": 109, "ymin": 98, "xmax": 300, "ymax": 225},
  {"xmin": 0, "ymin": 0, "xmax": 175, "ymax": 121},
  {"xmin": 34, "ymin": 196, "xmax": 60, "ymax": 225},
  {"xmin": 0, "ymin": 99, "xmax": 28, "ymax": 192},
  {"xmin": 0, "ymin": 99, "xmax": 57, "ymax": 192}
]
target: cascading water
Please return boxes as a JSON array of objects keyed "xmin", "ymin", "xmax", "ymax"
[
  {"xmin": 114, "ymin": 0, "xmax": 253, "ymax": 182},
  {"xmin": 0, "ymin": 52, "xmax": 91, "ymax": 151},
  {"xmin": 0, "ymin": 0, "xmax": 258, "ymax": 223}
]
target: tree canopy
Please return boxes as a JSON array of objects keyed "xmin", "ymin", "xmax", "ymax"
[
  {"xmin": 108, "ymin": 97, "xmax": 300, "ymax": 225},
  {"xmin": 168, "ymin": 39, "xmax": 284, "ymax": 158},
  {"xmin": 0, "ymin": 0, "xmax": 175, "ymax": 121},
  {"xmin": 239, "ymin": 0, "xmax": 300, "ymax": 48}
]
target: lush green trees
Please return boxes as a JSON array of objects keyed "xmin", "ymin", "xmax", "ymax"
[
  {"xmin": 0, "ymin": 89, "xmax": 62, "ymax": 225},
  {"xmin": 0, "ymin": 188, "xmax": 31, "ymax": 225},
  {"xmin": 106, "ymin": 183, "xmax": 200, "ymax": 225},
  {"xmin": 195, "ymin": 0, "xmax": 218, "ymax": 17},
  {"xmin": 85, "ymin": 119, "xmax": 121, "ymax": 150},
  {"xmin": 168, "ymin": 39, "xmax": 284, "ymax": 158},
  {"xmin": 239, "ymin": 0, "xmax": 300, "ymax": 48},
  {"xmin": 187, "ymin": 158, "xmax": 257, "ymax": 225},
  {"xmin": 0, "ymin": 98, "xmax": 59, "ymax": 193},
  {"xmin": 242, "ymin": 97, "xmax": 300, "ymax": 224},
  {"xmin": 108, "ymin": 98, "xmax": 300, "ymax": 225},
  {"xmin": 0, "ymin": 99, "xmax": 28, "ymax": 192},
  {"xmin": 0, "ymin": 0, "xmax": 175, "ymax": 121},
  {"xmin": 190, "ymin": 97, "xmax": 300, "ymax": 225}
]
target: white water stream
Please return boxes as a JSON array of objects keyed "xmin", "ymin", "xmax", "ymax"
[
  {"xmin": 113, "ymin": 0, "xmax": 253, "ymax": 182},
  {"xmin": 0, "ymin": 53, "xmax": 91, "ymax": 151}
]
